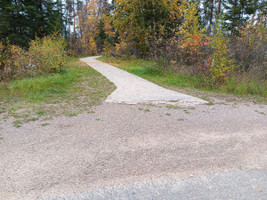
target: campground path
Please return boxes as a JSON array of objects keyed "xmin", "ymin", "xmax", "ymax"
[
  {"xmin": 80, "ymin": 57, "xmax": 207, "ymax": 105},
  {"xmin": 0, "ymin": 58, "xmax": 267, "ymax": 200}
]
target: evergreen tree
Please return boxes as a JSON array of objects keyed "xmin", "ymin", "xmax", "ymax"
[
  {"xmin": 0, "ymin": 0, "xmax": 65, "ymax": 47},
  {"xmin": 223, "ymin": 0, "xmax": 259, "ymax": 33}
]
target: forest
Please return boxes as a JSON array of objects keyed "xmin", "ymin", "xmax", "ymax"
[{"xmin": 0, "ymin": 0, "xmax": 266, "ymax": 98}]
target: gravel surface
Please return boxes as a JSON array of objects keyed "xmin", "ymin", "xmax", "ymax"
[
  {"xmin": 80, "ymin": 57, "xmax": 207, "ymax": 105},
  {"xmin": 0, "ymin": 102, "xmax": 267, "ymax": 199},
  {"xmin": 0, "ymin": 58, "xmax": 266, "ymax": 199}
]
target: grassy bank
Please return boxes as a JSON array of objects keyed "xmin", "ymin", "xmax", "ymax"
[
  {"xmin": 0, "ymin": 57, "xmax": 115, "ymax": 127},
  {"xmin": 98, "ymin": 56, "xmax": 266, "ymax": 103}
]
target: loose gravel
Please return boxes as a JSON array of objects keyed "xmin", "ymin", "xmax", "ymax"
[{"xmin": 0, "ymin": 102, "xmax": 266, "ymax": 199}]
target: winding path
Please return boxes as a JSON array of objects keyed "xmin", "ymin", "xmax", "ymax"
[{"xmin": 80, "ymin": 57, "xmax": 207, "ymax": 105}]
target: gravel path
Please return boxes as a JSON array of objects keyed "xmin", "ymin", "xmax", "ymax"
[
  {"xmin": 0, "ymin": 58, "xmax": 266, "ymax": 199},
  {"xmin": 80, "ymin": 57, "xmax": 207, "ymax": 105}
]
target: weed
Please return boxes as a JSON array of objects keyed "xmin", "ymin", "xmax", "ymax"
[
  {"xmin": 13, "ymin": 120, "xmax": 23, "ymax": 128},
  {"xmin": 138, "ymin": 108, "xmax": 144, "ymax": 110},
  {"xmin": 188, "ymin": 106, "xmax": 195, "ymax": 110},
  {"xmin": 0, "ymin": 108, "xmax": 6, "ymax": 114},
  {"xmin": 9, "ymin": 107, "xmax": 17, "ymax": 112},
  {"xmin": 166, "ymin": 113, "xmax": 171, "ymax": 116},
  {"xmin": 184, "ymin": 110, "xmax": 190, "ymax": 114},
  {"xmin": 177, "ymin": 118, "xmax": 184, "ymax": 121},
  {"xmin": 166, "ymin": 105, "xmax": 182, "ymax": 109},
  {"xmin": 206, "ymin": 101, "xmax": 214, "ymax": 106},
  {"xmin": 144, "ymin": 109, "xmax": 151, "ymax": 112},
  {"xmin": 37, "ymin": 111, "xmax": 45, "ymax": 116},
  {"xmin": 41, "ymin": 123, "xmax": 50, "ymax": 127},
  {"xmin": 65, "ymin": 112, "xmax": 78, "ymax": 117},
  {"xmin": 30, "ymin": 117, "xmax": 39, "ymax": 121},
  {"xmin": 255, "ymin": 110, "xmax": 266, "ymax": 115},
  {"xmin": 96, "ymin": 118, "xmax": 101, "ymax": 121},
  {"xmin": 88, "ymin": 111, "xmax": 95, "ymax": 114}
]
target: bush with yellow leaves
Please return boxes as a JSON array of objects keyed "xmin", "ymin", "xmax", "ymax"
[
  {"xmin": 28, "ymin": 34, "xmax": 66, "ymax": 73},
  {"xmin": 209, "ymin": 18, "xmax": 235, "ymax": 86},
  {"xmin": 0, "ymin": 39, "xmax": 29, "ymax": 81},
  {"xmin": 0, "ymin": 34, "xmax": 66, "ymax": 81}
]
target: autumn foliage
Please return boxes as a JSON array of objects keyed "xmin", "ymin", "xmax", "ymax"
[{"xmin": 0, "ymin": 35, "xmax": 66, "ymax": 81}]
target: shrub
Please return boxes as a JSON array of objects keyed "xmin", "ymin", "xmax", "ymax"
[
  {"xmin": 230, "ymin": 14, "xmax": 266, "ymax": 79},
  {"xmin": 28, "ymin": 34, "xmax": 66, "ymax": 73},
  {"xmin": 209, "ymin": 17, "xmax": 235, "ymax": 86},
  {"xmin": 0, "ymin": 39, "xmax": 29, "ymax": 81},
  {"xmin": 0, "ymin": 35, "xmax": 66, "ymax": 81}
]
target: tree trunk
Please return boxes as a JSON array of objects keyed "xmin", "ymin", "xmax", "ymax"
[{"xmin": 207, "ymin": 0, "xmax": 214, "ymax": 35}]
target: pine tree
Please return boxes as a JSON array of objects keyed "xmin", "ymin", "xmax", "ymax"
[
  {"xmin": 224, "ymin": 0, "xmax": 259, "ymax": 33},
  {"xmin": 0, "ymin": 0, "xmax": 65, "ymax": 47}
]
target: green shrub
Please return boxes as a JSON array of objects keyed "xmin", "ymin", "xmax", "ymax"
[{"xmin": 28, "ymin": 34, "xmax": 66, "ymax": 73}]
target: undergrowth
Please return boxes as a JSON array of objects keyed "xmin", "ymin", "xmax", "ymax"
[{"xmin": 99, "ymin": 56, "xmax": 266, "ymax": 103}]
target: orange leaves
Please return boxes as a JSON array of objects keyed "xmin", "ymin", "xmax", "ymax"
[{"xmin": 183, "ymin": 35, "xmax": 212, "ymax": 48}]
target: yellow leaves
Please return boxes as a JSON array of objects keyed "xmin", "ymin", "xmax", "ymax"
[
  {"xmin": 113, "ymin": 0, "xmax": 188, "ymax": 57},
  {"xmin": 28, "ymin": 35, "xmax": 66, "ymax": 73},
  {"xmin": 179, "ymin": 1, "xmax": 204, "ymax": 40},
  {"xmin": 76, "ymin": 0, "xmax": 100, "ymax": 55},
  {"xmin": 103, "ymin": 15, "xmax": 116, "ymax": 38}
]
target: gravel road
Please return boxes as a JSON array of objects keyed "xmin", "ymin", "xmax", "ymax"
[{"xmin": 0, "ymin": 58, "xmax": 266, "ymax": 200}]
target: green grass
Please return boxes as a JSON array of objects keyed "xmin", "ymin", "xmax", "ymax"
[
  {"xmin": 98, "ymin": 56, "xmax": 205, "ymax": 89},
  {"xmin": 0, "ymin": 57, "xmax": 115, "ymax": 127},
  {"xmin": 41, "ymin": 123, "xmax": 50, "ymax": 127},
  {"xmin": 99, "ymin": 56, "xmax": 267, "ymax": 102}
]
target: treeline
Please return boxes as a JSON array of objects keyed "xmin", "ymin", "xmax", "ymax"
[
  {"xmin": 0, "ymin": 0, "xmax": 266, "ymax": 86},
  {"xmin": 0, "ymin": 0, "xmax": 65, "ymax": 47}
]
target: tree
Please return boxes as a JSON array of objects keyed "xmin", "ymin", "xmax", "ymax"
[
  {"xmin": 209, "ymin": 16, "xmax": 234, "ymax": 84},
  {"xmin": 0, "ymin": 0, "xmax": 65, "ymax": 47},
  {"xmin": 113, "ymin": 0, "xmax": 187, "ymax": 58},
  {"xmin": 223, "ymin": 0, "xmax": 259, "ymax": 33}
]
